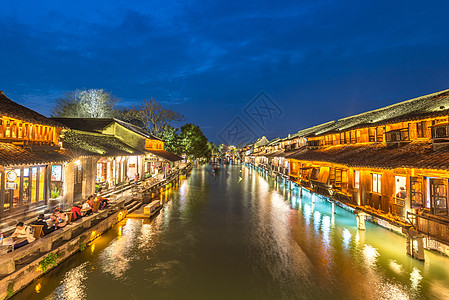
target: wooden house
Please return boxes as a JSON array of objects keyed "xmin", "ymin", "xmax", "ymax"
[
  {"xmin": 286, "ymin": 89, "xmax": 449, "ymax": 247},
  {"xmin": 0, "ymin": 92, "xmax": 70, "ymax": 221}
]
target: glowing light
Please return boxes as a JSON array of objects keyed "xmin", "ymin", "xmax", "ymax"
[
  {"xmin": 410, "ymin": 268, "xmax": 423, "ymax": 290},
  {"xmin": 342, "ymin": 228, "xmax": 351, "ymax": 248},
  {"xmin": 363, "ymin": 244, "xmax": 379, "ymax": 268},
  {"xmin": 74, "ymin": 159, "xmax": 81, "ymax": 166},
  {"xmin": 35, "ymin": 283, "xmax": 41, "ymax": 293},
  {"xmin": 388, "ymin": 259, "xmax": 404, "ymax": 274}
]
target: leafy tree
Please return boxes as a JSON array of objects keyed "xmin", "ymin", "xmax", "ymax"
[
  {"xmin": 160, "ymin": 125, "xmax": 181, "ymax": 155},
  {"xmin": 180, "ymin": 124, "xmax": 210, "ymax": 160},
  {"xmin": 52, "ymin": 89, "xmax": 117, "ymax": 118}
]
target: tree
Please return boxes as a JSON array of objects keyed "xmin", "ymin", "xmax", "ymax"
[
  {"xmin": 179, "ymin": 124, "xmax": 210, "ymax": 160},
  {"xmin": 160, "ymin": 125, "xmax": 181, "ymax": 155},
  {"xmin": 115, "ymin": 98, "xmax": 184, "ymax": 137},
  {"xmin": 52, "ymin": 89, "xmax": 117, "ymax": 118}
]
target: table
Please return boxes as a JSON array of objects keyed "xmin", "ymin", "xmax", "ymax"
[{"xmin": 0, "ymin": 237, "xmax": 27, "ymax": 254}]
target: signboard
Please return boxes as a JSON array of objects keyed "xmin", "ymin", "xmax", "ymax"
[
  {"xmin": 6, "ymin": 170, "xmax": 17, "ymax": 182},
  {"xmin": 5, "ymin": 182, "xmax": 17, "ymax": 190},
  {"xmin": 51, "ymin": 165, "xmax": 62, "ymax": 181}
]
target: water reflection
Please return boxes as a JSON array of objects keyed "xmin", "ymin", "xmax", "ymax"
[
  {"xmin": 47, "ymin": 262, "xmax": 90, "ymax": 300},
  {"xmin": 15, "ymin": 165, "xmax": 449, "ymax": 300}
]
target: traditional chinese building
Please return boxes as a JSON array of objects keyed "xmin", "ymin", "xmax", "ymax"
[
  {"xmin": 0, "ymin": 91, "xmax": 70, "ymax": 222},
  {"xmin": 286, "ymin": 89, "xmax": 449, "ymax": 254},
  {"xmin": 53, "ymin": 118, "xmax": 182, "ymax": 204}
]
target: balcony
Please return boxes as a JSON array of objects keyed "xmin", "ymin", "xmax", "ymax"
[
  {"xmin": 431, "ymin": 123, "xmax": 449, "ymax": 144},
  {"xmin": 385, "ymin": 128, "xmax": 410, "ymax": 148}
]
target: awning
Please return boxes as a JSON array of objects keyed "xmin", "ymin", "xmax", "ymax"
[
  {"xmin": 0, "ymin": 142, "xmax": 71, "ymax": 167},
  {"xmin": 146, "ymin": 149, "xmax": 183, "ymax": 162}
]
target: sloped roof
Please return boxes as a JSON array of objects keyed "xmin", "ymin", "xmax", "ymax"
[
  {"xmin": 286, "ymin": 141, "xmax": 449, "ymax": 170},
  {"xmin": 280, "ymin": 89, "xmax": 449, "ymax": 141},
  {"xmin": 0, "ymin": 92, "xmax": 65, "ymax": 127},
  {"xmin": 266, "ymin": 149, "xmax": 286, "ymax": 158},
  {"xmin": 61, "ymin": 130, "xmax": 144, "ymax": 157},
  {"xmin": 52, "ymin": 118, "xmax": 161, "ymax": 140},
  {"xmin": 0, "ymin": 142, "xmax": 71, "ymax": 167},
  {"xmin": 146, "ymin": 149, "xmax": 183, "ymax": 162}
]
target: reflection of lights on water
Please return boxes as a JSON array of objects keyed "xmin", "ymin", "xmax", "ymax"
[
  {"xmin": 35, "ymin": 282, "xmax": 41, "ymax": 293},
  {"xmin": 363, "ymin": 244, "xmax": 379, "ymax": 268},
  {"xmin": 342, "ymin": 228, "xmax": 351, "ymax": 248},
  {"xmin": 118, "ymin": 226, "xmax": 122, "ymax": 236},
  {"xmin": 410, "ymin": 268, "xmax": 422, "ymax": 290},
  {"xmin": 378, "ymin": 282, "xmax": 410, "ymax": 300},
  {"xmin": 313, "ymin": 211, "xmax": 321, "ymax": 231},
  {"xmin": 388, "ymin": 259, "xmax": 404, "ymax": 274},
  {"xmin": 304, "ymin": 204, "xmax": 312, "ymax": 225},
  {"xmin": 355, "ymin": 231, "xmax": 360, "ymax": 245},
  {"xmin": 91, "ymin": 243, "xmax": 95, "ymax": 254},
  {"xmin": 322, "ymin": 215, "xmax": 331, "ymax": 245},
  {"xmin": 52, "ymin": 262, "xmax": 89, "ymax": 300}
]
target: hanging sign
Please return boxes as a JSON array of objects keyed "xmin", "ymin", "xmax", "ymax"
[
  {"xmin": 6, "ymin": 170, "xmax": 17, "ymax": 182},
  {"xmin": 5, "ymin": 182, "xmax": 17, "ymax": 190}
]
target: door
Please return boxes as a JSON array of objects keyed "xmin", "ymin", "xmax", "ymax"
[
  {"xmin": 430, "ymin": 178, "xmax": 448, "ymax": 215},
  {"xmin": 73, "ymin": 164, "xmax": 83, "ymax": 203}
]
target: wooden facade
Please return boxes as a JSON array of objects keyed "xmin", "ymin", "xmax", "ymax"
[{"xmin": 283, "ymin": 89, "xmax": 449, "ymax": 246}]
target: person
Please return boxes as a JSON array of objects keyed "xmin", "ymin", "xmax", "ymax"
[
  {"xmin": 71, "ymin": 205, "xmax": 82, "ymax": 221},
  {"xmin": 95, "ymin": 194, "xmax": 109, "ymax": 209},
  {"xmin": 50, "ymin": 208, "xmax": 67, "ymax": 228},
  {"xmin": 396, "ymin": 187, "xmax": 406, "ymax": 199},
  {"xmin": 134, "ymin": 172, "xmax": 139, "ymax": 183},
  {"xmin": 12, "ymin": 222, "xmax": 35, "ymax": 250},
  {"xmin": 32, "ymin": 214, "xmax": 56, "ymax": 235},
  {"xmin": 82, "ymin": 200, "xmax": 93, "ymax": 216},
  {"xmin": 87, "ymin": 195, "xmax": 95, "ymax": 209}
]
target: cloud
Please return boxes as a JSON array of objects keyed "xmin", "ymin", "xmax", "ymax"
[{"xmin": 1, "ymin": 0, "xmax": 449, "ymax": 142}]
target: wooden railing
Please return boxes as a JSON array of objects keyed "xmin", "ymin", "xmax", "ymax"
[{"xmin": 407, "ymin": 211, "xmax": 449, "ymax": 244}]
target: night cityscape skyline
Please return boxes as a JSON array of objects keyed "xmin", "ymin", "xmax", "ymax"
[{"xmin": 1, "ymin": 0, "xmax": 449, "ymax": 142}]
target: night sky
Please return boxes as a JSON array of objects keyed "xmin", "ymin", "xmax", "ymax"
[{"xmin": 1, "ymin": 1, "xmax": 449, "ymax": 143}]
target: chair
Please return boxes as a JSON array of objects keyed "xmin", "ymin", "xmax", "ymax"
[
  {"xmin": 93, "ymin": 201, "xmax": 101, "ymax": 213},
  {"xmin": 31, "ymin": 225, "xmax": 44, "ymax": 239},
  {"xmin": 65, "ymin": 212, "xmax": 74, "ymax": 225}
]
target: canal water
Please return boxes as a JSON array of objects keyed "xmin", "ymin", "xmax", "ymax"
[{"xmin": 16, "ymin": 165, "xmax": 449, "ymax": 299}]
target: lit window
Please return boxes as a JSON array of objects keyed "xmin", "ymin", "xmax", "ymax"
[
  {"xmin": 372, "ymin": 173, "xmax": 382, "ymax": 193},
  {"xmin": 354, "ymin": 170, "xmax": 360, "ymax": 188}
]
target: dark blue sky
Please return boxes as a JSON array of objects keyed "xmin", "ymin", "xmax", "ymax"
[{"xmin": 1, "ymin": 1, "xmax": 449, "ymax": 143}]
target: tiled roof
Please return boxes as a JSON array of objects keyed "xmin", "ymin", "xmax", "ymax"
[
  {"xmin": 281, "ymin": 89, "xmax": 449, "ymax": 140},
  {"xmin": 61, "ymin": 130, "xmax": 144, "ymax": 157},
  {"xmin": 146, "ymin": 149, "xmax": 183, "ymax": 162},
  {"xmin": 266, "ymin": 149, "xmax": 286, "ymax": 158},
  {"xmin": 286, "ymin": 141, "xmax": 449, "ymax": 170},
  {"xmin": 52, "ymin": 118, "xmax": 161, "ymax": 140},
  {"xmin": 0, "ymin": 92, "xmax": 65, "ymax": 127},
  {"xmin": 0, "ymin": 142, "xmax": 71, "ymax": 167}
]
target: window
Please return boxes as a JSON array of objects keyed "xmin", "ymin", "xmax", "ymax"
[
  {"xmin": 395, "ymin": 176, "xmax": 407, "ymax": 200},
  {"xmin": 431, "ymin": 125, "xmax": 449, "ymax": 139},
  {"xmin": 372, "ymin": 173, "xmax": 382, "ymax": 193},
  {"xmin": 376, "ymin": 127, "xmax": 384, "ymax": 142},
  {"xmin": 410, "ymin": 177, "xmax": 424, "ymax": 208},
  {"xmin": 416, "ymin": 121, "xmax": 426, "ymax": 138},
  {"xmin": 354, "ymin": 170, "xmax": 360, "ymax": 189}
]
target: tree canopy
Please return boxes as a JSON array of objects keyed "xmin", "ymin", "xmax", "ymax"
[
  {"xmin": 179, "ymin": 123, "xmax": 211, "ymax": 160},
  {"xmin": 52, "ymin": 89, "xmax": 117, "ymax": 118}
]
